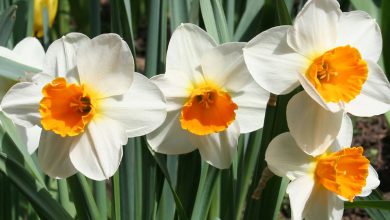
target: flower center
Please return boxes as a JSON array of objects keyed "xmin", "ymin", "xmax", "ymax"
[
  {"xmin": 306, "ymin": 45, "xmax": 368, "ymax": 103},
  {"xmin": 315, "ymin": 147, "xmax": 369, "ymax": 201},
  {"xmin": 39, "ymin": 77, "xmax": 96, "ymax": 137},
  {"xmin": 180, "ymin": 81, "xmax": 238, "ymax": 135}
]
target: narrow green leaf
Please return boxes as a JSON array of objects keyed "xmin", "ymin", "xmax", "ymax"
[
  {"xmin": 0, "ymin": 5, "xmax": 16, "ymax": 46},
  {"xmin": 234, "ymin": 130, "xmax": 263, "ymax": 220},
  {"xmin": 382, "ymin": 0, "xmax": 390, "ymax": 80},
  {"xmin": 169, "ymin": 0, "xmax": 189, "ymax": 31},
  {"xmin": 199, "ymin": 0, "xmax": 219, "ymax": 43},
  {"xmin": 89, "ymin": 0, "xmax": 101, "ymax": 37},
  {"xmin": 112, "ymin": 172, "xmax": 121, "ymax": 220},
  {"xmin": 144, "ymin": 0, "xmax": 161, "ymax": 77},
  {"xmin": 345, "ymin": 200, "xmax": 390, "ymax": 210},
  {"xmin": 58, "ymin": 179, "xmax": 75, "ymax": 217},
  {"xmin": 191, "ymin": 165, "xmax": 220, "ymax": 220},
  {"xmin": 42, "ymin": 6, "xmax": 50, "ymax": 48},
  {"xmin": 233, "ymin": 0, "xmax": 265, "ymax": 41},
  {"xmin": 148, "ymin": 147, "xmax": 189, "ymax": 220},
  {"xmin": 94, "ymin": 181, "xmax": 107, "ymax": 220},
  {"xmin": 12, "ymin": 0, "xmax": 32, "ymax": 42},
  {"xmin": 67, "ymin": 174, "xmax": 100, "ymax": 220},
  {"xmin": 189, "ymin": 0, "xmax": 200, "ymax": 24},
  {"xmin": 350, "ymin": 0, "xmax": 380, "ymax": 22},
  {"xmin": 156, "ymin": 156, "xmax": 177, "ymax": 220},
  {"xmin": 212, "ymin": 0, "xmax": 231, "ymax": 42},
  {"xmin": 0, "ymin": 57, "xmax": 41, "ymax": 81},
  {"xmin": 0, "ymin": 152, "xmax": 72, "ymax": 219},
  {"xmin": 355, "ymin": 190, "xmax": 390, "ymax": 219},
  {"xmin": 226, "ymin": 0, "xmax": 235, "ymax": 36},
  {"xmin": 0, "ymin": 112, "xmax": 45, "ymax": 186}
]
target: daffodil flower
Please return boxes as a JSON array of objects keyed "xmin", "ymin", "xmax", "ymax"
[
  {"xmin": 0, "ymin": 37, "xmax": 45, "ymax": 154},
  {"xmin": 34, "ymin": 0, "xmax": 58, "ymax": 37},
  {"xmin": 146, "ymin": 24, "xmax": 269, "ymax": 169},
  {"xmin": 244, "ymin": 0, "xmax": 390, "ymax": 116},
  {"xmin": 1, "ymin": 33, "xmax": 167, "ymax": 180},
  {"xmin": 265, "ymin": 115, "xmax": 380, "ymax": 220}
]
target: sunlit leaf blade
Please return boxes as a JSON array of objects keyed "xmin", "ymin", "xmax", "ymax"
[
  {"xmin": 0, "ymin": 5, "xmax": 16, "ymax": 46},
  {"xmin": 169, "ymin": 0, "xmax": 189, "ymax": 31},
  {"xmin": 0, "ymin": 152, "xmax": 72, "ymax": 219},
  {"xmin": 144, "ymin": 0, "xmax": 161, "ymax": 77},
  {"xmin": 345, "ymin": 200, "xmax": 390, "ymax": 210},
  {"xmin": 233, "ymin": 0, "xmax": 265, "ymax": 41},
  {"xmin": 354, "ymin": 190, "xmax": 390, "ymax": 219},
  {"xmin": 67, "ymin": 174, "xmax": 100, "ymax": 220},
  {"xmin": 0, "ymin": 57, "xmax": 41, "ymax": 81},
  {"xmin": 212, "ymin": 0, "xmax": 230, "ymax": 42},
  {"xmin": 350, "ymin": 0, "xmax": 380, "ymax": 22},
  {"xmin": 191, "ymin": 164, "xmax": 220, "ymax": 220},
  {"xmin": 199, "ymin": 0, "xmax": 219, "ymax": 43},
  {"xmin": 149, "ymin": 147, "xmax": 189, "ymax": 220},
  {"xmin": 12, "ymin": 0, "xmax": 33, "ymax": 43}
]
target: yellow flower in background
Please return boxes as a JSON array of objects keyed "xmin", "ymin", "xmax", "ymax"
[
  {"xmin": 265, "ymin": 115, "xmax": 380, "ymax": 220},
  {"xmin": 34, "ymin": 0, "xmax": 58, "ymax": 37},
  {"xmin": 244, "ymin": 0, "xmax": 390, "ymax": 117},
  {"xmin": 147, "ymin": 24, "xmax": 269, "ymax": 169}
]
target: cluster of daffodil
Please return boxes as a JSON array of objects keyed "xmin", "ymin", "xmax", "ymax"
[{"xmin": 0, "ymin": 0, "xmax": 389, "ymax": 219}]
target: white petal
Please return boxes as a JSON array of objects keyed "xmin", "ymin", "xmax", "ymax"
[
  {"xmin": 190, "ymin": 121, "xmax": 239, "ymax": 169},
  {"xmin": 151, "ymin": 74, "xmax": 189, "ymax": 111},
  {"xmin": 69, "ymin": 118, "xmax": 127, "ymax": 180},
  {"xmin": 345, "ymin": 61, "xmax": 390, "ymax": 116},
  {"xmin": 336, "ymin": 11, "xmax": 382, "ymax": 62},
  {"xmin": 146, "ymin": 110, "xmax": 196, "ymax": 154},
  {"xmin": 265, "ymin": 132, "xmax": 315, "ymax": 180},
  {"xmin": 100, "ymin": 72, "xmax": 166, "ymax": 138},
  {"xmin": 77, "ymin": 33, "xmax": 134, "ymax": 98},
  {"xmin": 330, "ymin": 114, "xmax": 353, "ymax": 152},
  {"xmin": 232, "ymin": 79, "xmax": 269, "ymax": 133},
  {"xmin": 359, "ymin": 165, "xmax": 380, "ymax": 197},
  {"xmin": 13, "ymin": 37, "xmax": 45, "ymax": 69},
  {"xmin": 201, "ymin": 42, "xmax": 252, "ymax": 93},
  {"xmin": 38, "ymin": 131, "xmax": 77, "ymax": 179},
  {"xmin": 286, "ymin": 175, "xmax": 316, "ymax": 220},
  {"xmin": 287, "ymin": 0, "xmax": 341, "ymax": 57},
  {"xmin": 287, "ymin": 91, "xmax": 343, "ymax": 156},
  {"xmin": 243, "ymin": 26, "xmax": 308, "ymax": 95},
  {"xmin": 1, "ymin": 82, "xmax": 43, "ymax": 127},
  {"xmin": 0, "ymin": 38, "xmax": 44, "ymax": 71},
  {"xmin": 44, "ymin": 33, "xmax": 90, "ymax": 81},
  {"xmin": 304, "ymin": 186, "xmax": 344, "ymax": 220},
  {"xmin": 165, "ymin": 23, "xmax": 216, "ymax": 83},
  {"xmin": 15, "ymin": 124, "xmax": 41, "ymax": 154}
]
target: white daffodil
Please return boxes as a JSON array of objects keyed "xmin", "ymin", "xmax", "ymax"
[
  {"xmin": 146, "ymin": 24, "xmax": 269, "ymax": 169},
  {"xmin": 265, "ymin": 115, "xmax": 380, "ymax": 220},
  {"xmin": 244, "ymin": 0, "xmax": 390, "ymax": 116},
  {"xmin": 0, "ymin": 37, "xmax": 45, "ymax": 154},
  {"xmin": 1, "ymin": 33, "xmax": 167, "ymax": 180}
]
